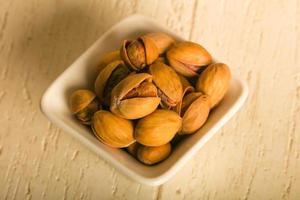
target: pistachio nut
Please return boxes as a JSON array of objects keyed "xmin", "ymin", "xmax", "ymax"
[
  {"xmin": 179, "ymin": 92, "xmax": 210, "ymax": 134},
  {"xmin": 196, "ymin": 63, "xmax": 231, "ymax": 108},
  {"xmin": 143, "ymin": 32, "xmax": 175, "ymax": 54},
  {"xmin": 96, "ymin": 50, "xmax": 120, "ymax": 73},
  {"xmin": 110, "ymin": 73, "xmax": 161, "ymax": 119},
  {"xmin": 173, "ymin": 75, "xmax": 195, "ymax": 114},
  {"xmin": 92, "ymin": 110, "xmax": 135, "ymax": 148},
  {"xmin": 69, "ymin": 89, "xmax": 99, "ymax": 125},
  {"xmin": 137, "ymin": 143, "xmax": 171, "ymax": 165},
  {"xmin": 135, "ymin": 109, "xmax": 182, "ymax": 146},
  {"xmin": 167, "ymin": 41, "xmax": 212, "ymax": 77},
  {"xmin": 149, "ymin": 61, "xmax": 183, "ymax": 108},
  {"xmin": 120, "ymin": 36, "xmax": 159, "ymax": 71},
  {"xmin": 94, "ymin": 60, "xmax": 131, "ymax": 106}
]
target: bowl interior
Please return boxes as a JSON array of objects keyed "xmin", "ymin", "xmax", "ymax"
[{"xmin": 41, "ymin": 15, "xmax": 248, "ymax": 185}]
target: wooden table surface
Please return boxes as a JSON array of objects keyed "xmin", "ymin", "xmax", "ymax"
[{"xmin": 0, "ymin": 0, "xmax": 299, "ymax": 199}]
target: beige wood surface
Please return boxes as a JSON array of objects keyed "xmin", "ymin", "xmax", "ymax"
[{"xmin": 0, "ymin": 0, "xmax": 299, "ymax": 199}]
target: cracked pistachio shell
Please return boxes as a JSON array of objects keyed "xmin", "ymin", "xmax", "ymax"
[
  {"xmin": 94, "ymin": 60, "xmax": 131, "ymax": 105},
  {"xmin": 135, "ymin": 109, "xmax": 182, "ymax": 147},
  {"xmin": 69, "ymin": 89, "xmax": 99, "ymax": 125},
  {"xmin": 196, "ymin": 63, "xmax": 231, "ymax": 108},
  {"xmin": 137, "ymin": 143, "xmax": 171, "ymax": 165},
  {"xmin": 174, "ymin": 75, "xmax": 195, "ymax": 114},
  {"xmin": 92, "ymin": 110, "xmax": 135, "ymax": 148},
  {"xmin": 143, "ymin": 32, "xmax": 175, "ymax": 55},
  {"xmin": 96, "ymin": 50, "xmax": 120, "ymax": 73},
  {"xmin": 110, "ymin": 73, "xmax": 161, "ymax": 119},
  {"xmin": 120, "ymin": 37, "xmax": 159, "ymax": 71},
  {"xmin": 149, "ymin": 61, "xmax": 183, "ymax": 107},
  {"xmin": 180, "ymin": 92, "xmax": 210, "ymax": 134},
  {"xmin": 167, "ymin": 41, "xmax": 212, "ymax": 77}
]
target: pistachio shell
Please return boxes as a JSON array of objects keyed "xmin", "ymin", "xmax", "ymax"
[
  {"xmin": 174, "ymin": 75, "xmax": 195, "ymax": 114},
  {"xmin": 120, "ymin": 38, "xmax": 159, "ymax": 71},
  {"xmin": 97, "ymin": 50, "xmax": 120, "ymax": 73},
  {"xmin": 180, "ymin": 93, "xmax": 210, "ymax": 134},
  {"xmin": 135, "ymin": 109, "xmax": 182, "ymax": 147},
  {"xmin": 149, "ymin": 62, "xmax": 183, "ymax": 107},
  {"xmin": 167, "ymin": 41, "xmax": 212, "ymax": 77},
  {"xmin": 196, "ymin": 63, "xmax": 231, "ymax": 108},
  {"xmin": 143, "ymin": 32, "xmax": 175, "ymax": 54},
  {"xmin": 110, "ymin": 73, "xmax": 161, "ymax": 119},
  {"xmin": 137, "ymin": 143, "xmax": 171, "ymax": 165},
  {"xmin": 69, "ymin": 89, "xmax": 99, "ymax": 125},
  {"xmin": 92, "ymin": 110, "xmax": 135, "ymax": 148},
  {"xmin": 94, "ymin": 60, "xmax": 130, "ymax": 105},
  {"xmin": 70, "ymin": 89, "xmax": 96, "ymax": 114}
]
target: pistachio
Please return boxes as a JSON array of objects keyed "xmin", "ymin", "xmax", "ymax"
[
  {"xmin": 180, "ymin": 92, "xmax": 210, "ymax": 134},
  {"xmin": 120, "ymin": 37, "xmax": 159, "ymax": 71},
  {"xmin": 143, "ymin": 32, "xmax": 175, "ymax": 54},
  {"xmin": 92, "ymin": 110, "xmax": 135, "ymax": 148},
  {"xmin": 110, "ymin": 73, "xmax": 161, "ymax": 119},
  {"xmin": 137, "ymin": 143, "xmax": 171, "ymax": 165},
  {"xmin": 135, "ymin": 109, "xmax": 182, "ymax": 146},
  {"xmin": 173, "ymin": 75, "xmax": 195, "ymax": 114},
  {"xmin": 167, "ymin": 41, "xmax": 212, "ymax": 77},
  {"xmin": 69, "ymin": 89, "xmax": 99, "ymax": 125},
  {"xmin": 94, "ymin": 60, "xmax": 131, "ymax": 106},
  {"xmin": 149, "ymin": 61, "xmax": 183, "ymax": 108},
  {"xmin": 196, "ymin": 63, "xmax": 231, "ymax": 108}
]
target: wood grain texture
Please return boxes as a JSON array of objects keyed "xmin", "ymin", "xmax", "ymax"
[{"xmin": 0, "ymin": 0, "xmax": 299, "ymax": 199}]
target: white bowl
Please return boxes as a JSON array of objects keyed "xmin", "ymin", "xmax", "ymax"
[{"xmin": 40, "ymin": 14, "xmax": 248, "ymax": 186}]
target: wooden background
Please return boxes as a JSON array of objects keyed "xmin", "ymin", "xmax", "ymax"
[{"xmin": 0, "ymin": 0, "xmax": 299, "ymax": 199}]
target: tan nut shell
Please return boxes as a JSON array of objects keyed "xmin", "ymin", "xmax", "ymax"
[
  {"xmin": 196, "ymin": 63, "xmax": 231, "ymax": 108},
  {"xmin": 97, "ymin": 50, "xmax": 120, "ymax": 73},
  {"xmin": 174, "ymin": 75, "xmax": 195, "ymax": 114},
  {"xmin": 135, "ymin": 109, "xmax": 182, "ymax": 147},
  {"xmin": 137, "ymin": 143, "xmax": 171, "ymax": 165},
  {"xmin": 167, "ymin": 41, "xmax": 212, "ymax": 77},
  {"xmin": 70, "ymin": 89, "xmax": 96, "ymax": 114},
  {"xmin": 120, "ymin": 38, "xmax": 159, "ymax": 71},
  {"xmin": 180, "ymin": 92, "xmax": 210, "ymax": 134},
  {"xmin": 94, "ymin": 60, "xmax": 124, "ymax": 100},
  {"xmin": 143, "ymin": 32, "xmax": 175, "ymax": 54},
  {"xmin": 92, "ymin": 110, "xmax": 134, "ymax": 148},
  {"xmin": 149, "ymin": 62, "xmax": 183, "ymax": 107},
  {"xmin": 110, "ymin": 73, "xmax": 161, "ymax": 119}
]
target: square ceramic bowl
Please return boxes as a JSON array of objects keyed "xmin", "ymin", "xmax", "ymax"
[{"xmin": 40, "ymin": 14, "xmax": 248, "ymax": 186}]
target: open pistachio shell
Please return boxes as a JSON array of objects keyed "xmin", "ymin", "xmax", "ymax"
[
  {"xmin": 94, "ymin": 60, "xmax": 131, "ymax": 106},
  {"xmin": 69, "ymin": 89, "xmax": 99, "ymax": 125},
  {"xmin": 143, "ymin": 32, "xmax": 175, "ymax": 55},
  {"xmin": 137, "ymin": 143, "xmax": 171, "ymax": 165},
  {"xmin": 96, "ymin": 50, "xmax": 120, "ymax": 73},
  {"xmin": 120, "ymin": 37, "xmax": 159, "ymax": 71},
  {"xmin": 92, "ymin": 110, "xmax": 135, "ymax": 148},
  {"xmin": 149, "ymin": 61, "xmax": 183, "ymax": 107},
  {"xmin": 196, "ymin": 63, "xmax": 231, "ymax": 108},
  {"xmin": 110, "ymin": 73, "xmax": 161, "ymax": 119},
  {"xmin": 174, "ymin": 75, "xmax": 195, "ymax": 114},
  {"xmin": 167, "ymin": 41, "xmax": 212, "ymax": 77},
  {"xmin": 135, "ymin": 109, "xmax": 182, "ymax": 147},
  {"xmin": 180, "ymin": 92, "xmax": 210, "ymax": 134}
]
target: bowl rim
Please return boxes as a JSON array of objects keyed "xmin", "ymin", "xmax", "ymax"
[{"xmin": 40, "ymin": 14, "xmax": 249, "ymax": 186}]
